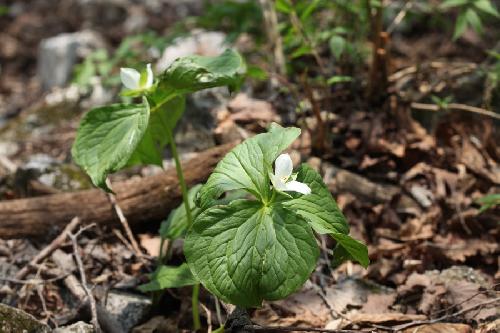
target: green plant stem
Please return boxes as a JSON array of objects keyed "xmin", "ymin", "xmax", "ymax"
[
  {"xmin": 192, "ymin": 283, "xmax": 201, "ymax": 331},
  {"xmin": 165, "ymin": 126, "xmax": 200, "ymax": 330},
  {"xmin": 165, "ymin": 127, "xmax": 193, "ymax": 226}
]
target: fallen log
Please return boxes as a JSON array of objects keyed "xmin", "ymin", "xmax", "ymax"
[{"xmin": 0, "ymin": 143, "xmax": 235, "ymax": 239}]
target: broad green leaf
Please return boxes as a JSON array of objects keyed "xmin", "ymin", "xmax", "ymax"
[
  {"xmin": 196, "ymin": 123, "xmax": 301, "ymax": 209},
  {"xmin": 290, "ymin": 44, "xmax": 312, "ymax": 59},
  {"xmin": 476, "ymin": 193, "xmax": 500, "ymax": 213},
  {"xmin": 72, "ymin": 100, "xmax": 149, "ymax": 190},
  {"xmin": 160, "ymin": 184, "xmax": 202, "ymax": 240},
  {"xmin": 331, "ymin": 243, "xmax": 352, "ymax": 268},
  {"xmin": 282, "ymin": 164, "xmax": 369, "ymax": 267},
  {"xmin": 465, "ymin": 8, "xmax": 483, "ymax": 33},
  {"xmin": 474, "ymin": 0, "xmax": 500, "ymax": 17},
  {"xmin": 329, "ymin": 35, "xmax": 346, "ymax": 59},
  {"xmin": 160, "ymin": 49, "xmax": 245, "ymax": 95},
  {"xmin": 441, "ymin": 0, "xmax": 469, "ymax": 9},
  {"xmin": 327, "ymin": 76, "xmax": 352, "ymax": 85},
  {"xmin": 138, "ymin": 263, "xmax": 197, "ymax": 292},
  {"xmin": 283, "ymin": 164, "xmax": 349, "ymax": 235},
  {"xmin": 453, "ymin": 12, "xmax": 468, "ymax": 39},
  {"xmin": 275, "ymin": 0, "xmax": 292, "ymax": 13},
  {"xmin": 330, "ymin": 233, "xmax": 369, "ymax": 268},
  {"xmin": 300, "ymin": 0, "xmax": 322, "ymax": 22},
  {"xmin": 185, "ymin": 200, "xmax": 319, "ymax": 307},
  {"xmin": 127, "ymin": 96, "xmax": 185, "ymax": 166}
]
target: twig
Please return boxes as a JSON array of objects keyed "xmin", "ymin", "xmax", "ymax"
[
  {"xmin": 68, "ymin": 225, "xmax": 101, "ymax": 333},
  {"xmin": 288, "ymin": 1, "xmax": 328, "ymax": 78},
  {"xmin": 246, "ymin": 325, "xmax": 364, "ymax": 332},
  {"xmin": 200, "ymin": 302, "xmax": 212, "ymax": 333},
  {"xmin": 430, "ymin": 283, "xmax": 498, "ymax": 317},
  {"xmin": 389, "ymin": 297, "xmax": 500, "ymax": 331},
  {"xmin": 106, "ymin": 178, "xmax": 143, "ymax": 258},
  {"xmin": 0, "ymin": 274, "xmax": 70, "ymax": 285},
  {"xmin": 215, "ymin": 296, "xmax": 223, "ymax": 327},
  {"xmin": 258, "ymin": 0, "xmax": 286, "ymax": 76},
  {"xmin": 0, "ymin": 155, "xmax": 17, "ymax": 173},
  {"xmin": 301, "ymin": 72, "xmax": 326, "ymax": 152},
  {"xmin": 411, "ymin": 102, "xmax": 500, "ymax": 120},
  {"xmin": 387, "ymin": 0, "xmax": 413, "ymax": 34},
  {"xmin": 51, "ymin": 250, "xmax": 123, "ymax": 333},
  {"xmin": 15, "ymin": 217, "xmax": 81, "ymax": 280}
]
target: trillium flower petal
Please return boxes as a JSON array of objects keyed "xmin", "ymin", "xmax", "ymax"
[
  {"xmin": 270, "ymin": 173, "xmax": 287, "ymax": 191},
  {"xmin": 144, "ymin": 63, "xmax": 154, "ymax": 89},
  {"xmin": 120, "ymin": 67, "xmax": 141, "ymax": 90},
  {"xmin": 285, "ymin": 180, "xmax": 311, "ymax": 195},
  {"xmin": 275, "ymin": 153, "xmax": 293, "ymax": 180}
]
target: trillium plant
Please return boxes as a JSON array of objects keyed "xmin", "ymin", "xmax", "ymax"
[{"xmin": 72, "ymin": 49, "xmax": 369, "ymax": 330}]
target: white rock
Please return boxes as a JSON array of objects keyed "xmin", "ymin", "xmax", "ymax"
[
  {"xmin": 156, "ymin": 30, "xmax": 228, "ymax": 71},
  {"xmin": 54, "ymin": 321, "xmax": 94, "ymax": 333},
  {"xmin": 38, "ymin": 31, "xmax": 104, "ymax": 90}
]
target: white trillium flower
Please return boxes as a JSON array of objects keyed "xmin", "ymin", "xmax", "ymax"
[
  {"xmin": 120, "ymin": 63, "xmax": 153, "ymax": 90},
  {"xmin": 270, "ymin": 153, "xmax": 311, "ymax": 195}
]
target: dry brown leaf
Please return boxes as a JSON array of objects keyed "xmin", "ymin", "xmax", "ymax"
[
  {"xmin": 347, "ymin": 312, "xmax": 426, "ymax": 324},
  {"xmin": 345, "ymin": 137, "xmax": 361, "ymax": 151},
  {"xmin": 431, "ymin": 234, "xmax": 498, "ymax": 262},
  {"xmin": 377, "ymin": 138, "xmax": 406, "ymax": 157},
  {"xmin": 131, "ymin": 316, "xmax": 179, "ymax": 333},
  {"xmin": 458, "ymin": 139, "xmax": 500, "ymax": 184},
  {"xmin": 361, "ymin": 292, "xmax": 397, "ymax": 314},
  {"xmin": 400, "ymin": 206, "xmax": 441, "ymax": 241},
  {"xmin": 227, "ymin": 93, "xmax": 280, "ymax": 125},
  {"xmin": 253, "ymin": 287, "xmax": 331, "ymax": 328},
  {"xmin": 138, "ymin": 234, "xmax": 161, "ymax": 257},
  {"xmin": 403, "ymin": 323, "xmax": 472, "ymax": 333},
  {"xmin": 475, "ymin": 318, "xmax": 500, "ymax": 333}
]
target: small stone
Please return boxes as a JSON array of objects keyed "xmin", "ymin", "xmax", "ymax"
[
  {"xmin": 54, "ymin": 321, "xmax": 94, "ymax": 333},
  {"xmin": 38, "ymin": 31, "xmax": 104, "ymax": 90},
  {"xmin": 105, "ymin": 291, "xmax": 152, "ymax": 332},
  {"xmin": 156, "ymin": 30, "xmax": 227, "ymax": 71}
]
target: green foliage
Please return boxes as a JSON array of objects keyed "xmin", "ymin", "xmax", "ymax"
[
  {"xmin": 138, "ymin": 263, "xmax": 197, "ymax": 292},
  {"xmin": 160, "ymin": 49, "xmax": 245, "ymax": 95},
  {"xmin": 327, "ymin": 75, "xmax": 352, "ymax": 86},
  {"xmin": 431, "ymin": 95, "xmax": 454, "ymax": 109},
  {"xmin": 197, "ymin": 0, "xmax": 264, "ymax": 43},
  {"xmin": 160, "ymin": 185, "xmax": 202, "ymax": 240},
  {"xmin": 127, "ymin": 96, "xmax": 185, "ymax": 167},
  {"xmin": 440, "ymin": 0, "xmax": 500, "ymax": 39},
  {"xmin": 71, "ymin": 100, "xmax": 150, "ymax": 190},
  {"xmin": 72, "ymin": 49, "xmax": 245, "ymax": 191},
  {"xmin": 281, "ymin": 164, "xmax": 349, "ymax": 235},
  {"xmin": 274, "ymin": 0, "xmax": 370, "ymax": 77},
  {"xmin": 72, "ymin": 31, "xmax": 172, "ymax": 90},
  {"xmin": 186, "ymin": 200, "xmax": 319, "ymax": 307},
  {"xmin": 196, "ymin": 124, "xmax": 300, "ymax": 209},
  {"xmin": 185, "ymin": 124, "xmax": 369, "ymax": 307},
  {"xmin": 476, "ymin": 193, "xmax": 500, "ymax": 213},
  {"xmin": 0, "ymin": 5, "xmax": 9, "ymax": 16}
]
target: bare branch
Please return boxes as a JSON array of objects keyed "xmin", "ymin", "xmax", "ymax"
[{"xmin": 68, "ymin": 226, "xmax": 101, "ymax": 333}]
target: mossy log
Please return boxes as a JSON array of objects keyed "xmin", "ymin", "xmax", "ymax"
[{"xmin": 0, "ymin": 143, "xmax": 234, "ymax": 239}]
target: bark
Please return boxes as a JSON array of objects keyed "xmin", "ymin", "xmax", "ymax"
[{"xmin": 0, "ymin": 143, "xmax": 234, "ymax": 238}]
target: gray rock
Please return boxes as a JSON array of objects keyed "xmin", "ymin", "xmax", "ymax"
[
  {"xmin": 156, "ymin": 30, "xmax": 228, "ymax": 71},
  {"xmin": 38, "ymin": 31, "xmax": 104, "ymax": 90},
  {"xmin": 105, "ymin": 291, "xmax": 152, "ymax": 332},
  {"xmin": 0, "ymin": 303, "xmax": 50, "ymax": 333},
  {"xmin": 54, "ymin": 321, "xmax": 94, "ymax": 333}
]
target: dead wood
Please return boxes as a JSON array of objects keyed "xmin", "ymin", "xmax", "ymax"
[{"xmin": 0, "ymin": 143, "xmax": 235, "ymax": 238}]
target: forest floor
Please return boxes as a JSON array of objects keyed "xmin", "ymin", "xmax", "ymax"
[{"xmin": 0, "ymin": 1, "xmax": 498, "ymax": 332}]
